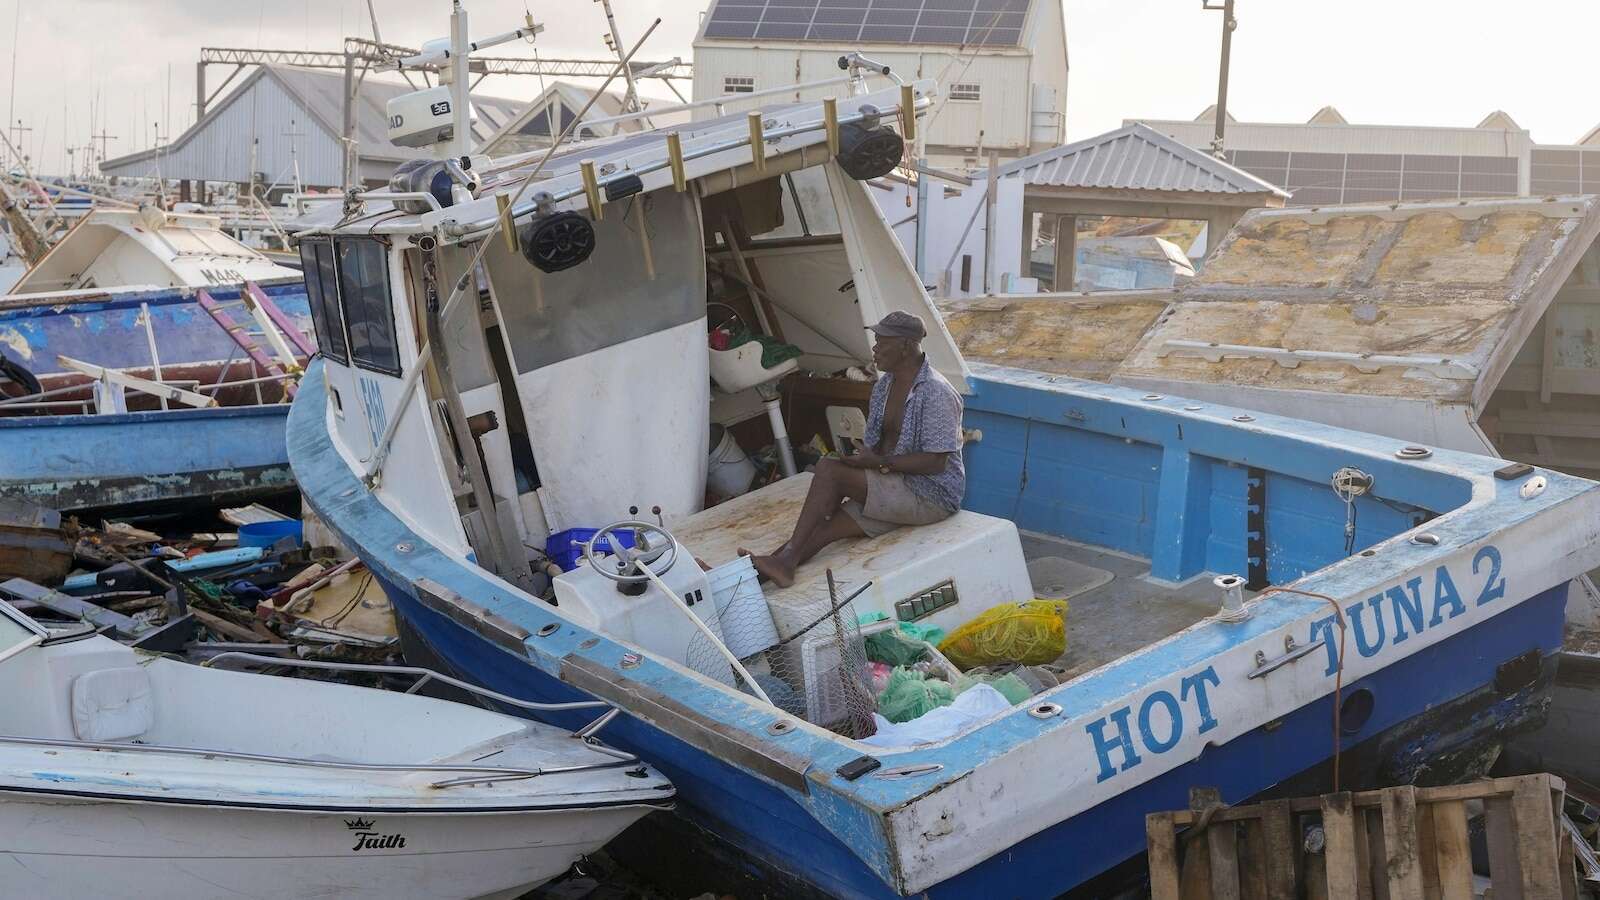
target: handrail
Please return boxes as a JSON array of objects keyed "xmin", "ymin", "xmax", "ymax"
[
  {"xmin": 446, "ymin": 94, "xmax": 931, "ymax": 240},
  {"xmin": 202, "ymin": 652, "xmax": 612, "ymax": 713},
  {"xmin": 0, "ymin": 732, "xmax": 636, "ymax": 790}
]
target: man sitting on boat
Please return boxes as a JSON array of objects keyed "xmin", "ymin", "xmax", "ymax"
[{"xmin": 743, "ymin": 311, "xmax": 966, "ymax": 587}]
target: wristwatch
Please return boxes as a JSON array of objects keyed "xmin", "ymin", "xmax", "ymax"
[{"xmin": 878, "ymin": 463, "xmax": 891, "ymax": 474}]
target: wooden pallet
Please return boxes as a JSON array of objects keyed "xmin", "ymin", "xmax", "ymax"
[{"xmin": 1146, "ymin": 775, "xmax": 1578, "ymax": 900}]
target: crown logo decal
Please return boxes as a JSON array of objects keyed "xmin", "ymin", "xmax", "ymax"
[{"xmin": 344, "ymin": 817, "xmax": 375, "ymax": 830}]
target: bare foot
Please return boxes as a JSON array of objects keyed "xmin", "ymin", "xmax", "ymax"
[{"xmin": 742, "ymin": 551, "xmax": 796, "ymax": 588}]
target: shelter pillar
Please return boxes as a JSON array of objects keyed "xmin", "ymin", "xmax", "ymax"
[
  {"xmin": 1053, "ymin": 214, "xmax": 1077, "ymax": 292},
  {"xmin": 1204, "ymin": 208, "xmax": 1243, "ymax": 261}
]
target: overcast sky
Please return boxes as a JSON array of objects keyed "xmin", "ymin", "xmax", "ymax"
[{"xmin": 5, "ymin": 0, "xmax": 1599, "ymax": 175}]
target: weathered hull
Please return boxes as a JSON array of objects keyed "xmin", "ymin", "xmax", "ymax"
[
  {"xmin": 389, "ymin": 574, "xmax": 1565, "ymax": 899},
  {"xmin": 0, "ymin": 405, "xmax": 295, "ymax": 513},
  {"xmin": 0, "ymin": 790, "xmax": 657, "ymax": 900},
  {"xmin": 291, "ymin": 359, "xmax": 1594, "ymax": 899}
]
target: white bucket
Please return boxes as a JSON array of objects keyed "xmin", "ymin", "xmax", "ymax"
[
  {"xmin": 706, "ymin": 555, "xmax": 780, "ymax": 659},
  {"xmin": 706, "ymin": 424, "xmax": 757, "ymax": 502}
]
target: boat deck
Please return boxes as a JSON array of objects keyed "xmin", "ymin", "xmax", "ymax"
[{"xmin": 1018, "ymin": 531, "xmax": 1234, "ymax": 679}]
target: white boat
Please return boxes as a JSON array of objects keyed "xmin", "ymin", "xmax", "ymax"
[{"xmin": 0, "ymin": 600, "xmax": 673, "ymax": 900}]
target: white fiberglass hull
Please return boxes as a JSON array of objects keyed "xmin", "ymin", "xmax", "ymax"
[{"xmin": 0, "ymin": 791, "xmax": 656, "ymax": 900}]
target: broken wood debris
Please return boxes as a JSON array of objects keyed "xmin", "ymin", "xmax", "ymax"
[{"xmin": 9, "ymin": 503, "xmax": 395, "ymax": 665}]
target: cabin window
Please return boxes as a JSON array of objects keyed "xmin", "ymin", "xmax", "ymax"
[
  {"xmin": 950, "ymin": 83, "xmax": 981, "ymax": 102},
  {"xmin": 298, "ymin": 239, "xmax": 348, "ymax": 363},
  {"xmin": 724, "ymin": 75, "xmax": 755, "ymax": 94},
  {"xmin": 335, "ymin": 238, "xmax": 402, "ymax": 376}
]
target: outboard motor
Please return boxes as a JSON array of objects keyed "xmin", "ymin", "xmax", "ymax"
[{"xmin": 520, "ymin": 211, "xmax": 596, "ymax": 273}]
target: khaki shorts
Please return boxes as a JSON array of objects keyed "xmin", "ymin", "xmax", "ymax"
[{"xmin": 841, "ymin": 469, "xmax": 955, "ymax": 538}]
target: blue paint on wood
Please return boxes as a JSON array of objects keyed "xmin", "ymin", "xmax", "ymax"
[{"xmin": 0, "ymin": 280, "xmax": 309, "ymax": 376}]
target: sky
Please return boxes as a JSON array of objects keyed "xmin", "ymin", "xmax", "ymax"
[{"xmin": 5, "ymin": 0, "xmax": 1600, "ymax": 176}]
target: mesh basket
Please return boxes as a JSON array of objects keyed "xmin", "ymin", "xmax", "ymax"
[{"xmin": 686, "ymin": 564, "xmax": 877, "ymax": 739}]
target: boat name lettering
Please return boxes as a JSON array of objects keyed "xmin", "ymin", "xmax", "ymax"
[
  {"xmin": 351, "ymin": 830, "xmax": 408, "ymax": 852},
  {"xmin": 1085, "ymin": 666, "xmax": 1220, "ymax": 783},
  {"xmin": 1307, "ymin": 544, "xmax": 1504, "ymax": 675}
]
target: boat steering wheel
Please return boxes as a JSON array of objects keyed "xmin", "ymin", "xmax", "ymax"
[{"xmin": 582, "ymin": 521, "xmax": 679, "ymax": 585}]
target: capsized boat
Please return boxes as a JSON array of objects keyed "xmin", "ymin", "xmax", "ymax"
[
  {"xmin": 285, "ymin": 11, "xmax": 1600, "ymax": 896},
  {"xmin": 0, "ymin": 599, "xmax": 673, "ymax": 899},
  {"xmin": 0, "ymin": 205, "xmax": 313, "ymax": 512}
]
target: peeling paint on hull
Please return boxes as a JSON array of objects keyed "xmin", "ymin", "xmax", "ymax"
[{"xmin": 0, "ymin": 405, "xmax": 295, "ymax": 513}]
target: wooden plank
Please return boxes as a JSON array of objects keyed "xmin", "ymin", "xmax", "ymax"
[
  {"xmin": 56, "ymin": 354, "xmax": 217, "ymax": 408},
  {"xmin": 1418, "ymin": 794, "xmax": 1442, "ymax": 900},
  {"xmin": 1511, "ymin": 776, "xmax": 1561, "ymax": 900},
  {"xmin": 1171, "ymin": 779, "xmax": 1549, "ymax": 826},
  {"xmin": 1258, "ymin": 798, "xmax": 1297, "ymax": 899},
  {"xmin": 1183, "ymin": 788, "xmax": 1218, "ymax": 900},
  {"xmin": 1367, "ymin": 807, "xmax": 1391, "ymax": 900},
  {"xmin": 245, "ymin": 281, "xmax": 315, "ymax": 358},
  {"xmin": 1486, "ymin": 794, "xmax": 1525, "ymax": 900},
  {"xmin": 1146, "ymin": 812, "xmax": 1181, "ymax": 900},
  {"xmin": 1207, "ymin": 818, "xmax": 1242, "ymax": 900},
  {"xmin": 1322, "ymin": 792, "xmax": 1362, "ymax": 900},
  {"xmin": 1430, "ymin": 800, "xmax": 1475, "ymax": 900},
  {"xmin": 1239, "ymin": 817, "xmax": 1268, "ymax": 900},
  {"xmin": 194, "ymin": 289, "xmax": 297, "ymax": 398},
  {"xmin": 1559, "ymin": 825, "xmax": 1578, "ymax": 900},
  {"xmin": 190, "ymin": 607, "xmax": 272, "ymax": 643},
  {"xmin": 1541, "ymin": 316, "xmax": 1558, "ymax": 404},
  {"xmin": 0, "ymin": 577, "xmax": 142, "ymax": 637},
  {"xmin": 1382, "ymin": 786, "xmax": 1425, "ymax": 900}
]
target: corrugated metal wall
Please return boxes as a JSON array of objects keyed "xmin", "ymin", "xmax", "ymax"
[
  {"xmin": 691, "ymin": 45, "xmax": 1033, "ymax": 157},
  {"xmin": 103, "ymin": 74, "xmax": 343, "ymax": 187},
  {"xmin": 1140, "ymin": 119, "xmax": 1533, "ymax": 159}
]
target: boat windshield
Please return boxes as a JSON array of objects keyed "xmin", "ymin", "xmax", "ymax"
[{"xmin": 0, "ymin": 602, "xmax": 44, "ymax": 664}]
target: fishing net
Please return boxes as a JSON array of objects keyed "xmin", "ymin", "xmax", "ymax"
[{"xmin": 686, "ymin": 563, "xmax": 877, "ymax": 739}]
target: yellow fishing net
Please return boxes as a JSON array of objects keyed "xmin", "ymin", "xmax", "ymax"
[{"xmin": 937, "ymin": 600, "xmax": 1070, "ymax": 671}]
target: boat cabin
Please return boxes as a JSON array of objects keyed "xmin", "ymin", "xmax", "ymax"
[{"xmin": 290, "ymin": 80, "xmax": 1055, "ymax": 677}]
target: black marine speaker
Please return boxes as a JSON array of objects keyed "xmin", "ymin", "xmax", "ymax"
[
  {"xmin": 519, "ymin": 211, "xmax": 597, "ymax": 273},
  {"xmin": 834, "ymin": 123, "xmax": 905, "ymax": 181}
]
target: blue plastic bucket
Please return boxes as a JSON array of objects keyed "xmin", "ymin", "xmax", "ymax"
[{"xmin": 238, "ymin": 519, "xmax": 304, "ymax": 549}]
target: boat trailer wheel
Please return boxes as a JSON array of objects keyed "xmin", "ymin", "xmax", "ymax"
[
  {"xmin": 520, "ymin": 211, "xmax": 597, "ymax": 273},
  {"xmin": 583, "ymin": 521, "xmax": 679, "ymax": 585},
  {"xmin": 835, "ymin": 123, "xmax": 905, "ymax": 181}
]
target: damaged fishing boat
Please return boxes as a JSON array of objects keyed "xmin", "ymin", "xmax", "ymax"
[
  {"xmin": 286, "ymin": 9, "xmax": 1600, "ymax": 896},
  {"xmin": 0, "ymin": 598, "xmax": 673, "ymax": 899},
  {"xmin": 0, "ymin": 205, "xmax": 313, "ymax": 512}
]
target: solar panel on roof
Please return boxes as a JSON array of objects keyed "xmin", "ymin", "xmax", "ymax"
[{"xmin": 703, "ymin": 0, "xmax": 1032, "ymax": 46}]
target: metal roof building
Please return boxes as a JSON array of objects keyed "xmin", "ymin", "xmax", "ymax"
[
  {"xmin": 978, "ymin": 123, "xmax": 1287, "ymax": 288},
  {"xmin": 100, "ymin": 66, "xmax": 521, "ymax": 190},
  {"xmin": 480, "ymin": 81, "xmax": 639, "ymax": 158},
  {"xmin": 689, "ymin": 0, "xmax": 1067, "ymax": 170},
  {"xmin": 1131, "ymin": 106, "xmax": 1600, "ymax": 205}
]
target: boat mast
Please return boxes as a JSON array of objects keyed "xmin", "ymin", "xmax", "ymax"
[{"xmin": 447, "ymin": 2, "xmax": 472, "ymax": 161}]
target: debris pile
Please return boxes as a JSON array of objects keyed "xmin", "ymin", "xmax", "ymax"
[{"xmin": 0, "ymin": 499, "xmax": 397, "ymax": 667}]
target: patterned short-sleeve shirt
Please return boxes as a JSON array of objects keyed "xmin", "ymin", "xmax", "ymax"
[{"xmin": 864, "ymin": 355, "xmax": 966, "ymax": 511}]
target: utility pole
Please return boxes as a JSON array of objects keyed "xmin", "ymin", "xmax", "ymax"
[{"xmin": 1202, "ymin": 0, "xmax": 1236, "ymax": 160}]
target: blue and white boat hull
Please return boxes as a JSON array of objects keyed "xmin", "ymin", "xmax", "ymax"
[
  {"xmin": 0, "ymin": 281, "xmax": 311, "ymax": 512},
  {"xmin": 290, "ymin": 360, "xmax": 1600, "ymax": 898},
  {"xmin": 0, "ymin": 405, "xmax": 295, "ymax": 513}
]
